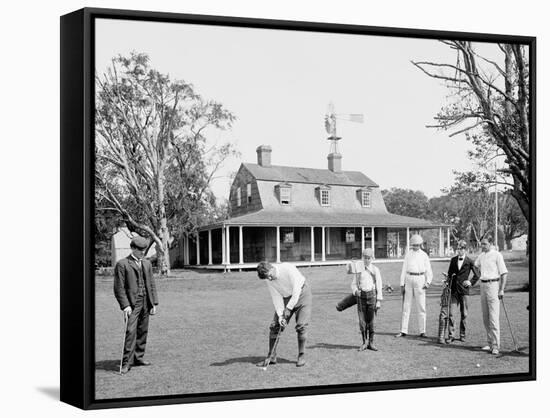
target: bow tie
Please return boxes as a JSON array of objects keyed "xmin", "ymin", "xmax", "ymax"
[{"xmin": 458, "ymin": 257, "xmax": 464, "ymax": 261}]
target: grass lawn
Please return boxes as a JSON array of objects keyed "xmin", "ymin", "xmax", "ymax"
[{"xmin": 95, "ymin": 259, "xmax": 531, "ymax": 399}]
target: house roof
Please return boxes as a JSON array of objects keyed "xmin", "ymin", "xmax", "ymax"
[
  {"xmin": 200, "ymin": 210, "xmax": 447, "ymax": 230},
  {"xmin": 243, "ymin": 163, "xmax": 378, "ymax": 187}
]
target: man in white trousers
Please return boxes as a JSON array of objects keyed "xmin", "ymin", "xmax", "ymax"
[
  {"xmin": 396, "ymin": 234, "xmax": 433, "ymax": 338},
  {"xmin": 472, "ymin": 238, "xmax": 508, "ymax": 355}
]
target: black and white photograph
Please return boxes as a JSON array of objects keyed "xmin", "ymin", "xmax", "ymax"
[{"xmin": 88, "ymin": 10, "xmax": 533, "ymax": 403}]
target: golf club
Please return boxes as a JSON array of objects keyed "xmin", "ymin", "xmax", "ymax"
[
  {"xmin": 351, "ymin": 259, "xmax": 367, "ymax": 349},
  {"xmin": 119, "ymin": 312, "xmax": 129, "ymax": 374},
  {"xmin": 445, "ymin": 273, "xmax": 455, "ymax": 342},
  {"xmin": 501, "ymin": 298, "xmax": 520, "ymax": 352},
  {"xmin": 264, "ymin": 325, "xmax": 283, "ymax": 368}
]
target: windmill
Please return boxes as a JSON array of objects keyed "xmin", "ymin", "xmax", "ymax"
[{"xmin": 324, "ymin": 101, "xmax": 364, "ymax": 154}]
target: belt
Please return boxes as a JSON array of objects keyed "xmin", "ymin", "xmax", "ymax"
[
  {"xmin": 407, "ymin": 272, "xmax": 425, "ymax": 276},
  {"xmin": 481, "ymin": 278, "xmax": 499, "ymax": 283}
]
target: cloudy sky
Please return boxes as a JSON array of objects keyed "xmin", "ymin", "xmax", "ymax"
[{"xmin": 95, "ymin": 18, "xmax": 499, "ymax": 200}]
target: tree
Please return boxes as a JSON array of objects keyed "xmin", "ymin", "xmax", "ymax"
[
  {"xmin": 499, "ymin": 192, "xmax": 528, "ymax": 249},
  {"xmin": 412, "ymin": 42, "xmax": 530, "ymax": 221},
  {"xmin": 95, "ymin": 52, "xmax": 237, "ymax": 274},
  {"xmin": 381, "ymin": 188, "xmax": 429, "ymax": 218}
]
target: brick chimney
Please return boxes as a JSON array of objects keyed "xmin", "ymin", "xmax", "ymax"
[
  {"xmin": 328, "ymin": 153, "xmax": 342, "ymax": 173},
  {"xmin": 256, "ymin": 145, "xmax": 272, "ymax": 167}
]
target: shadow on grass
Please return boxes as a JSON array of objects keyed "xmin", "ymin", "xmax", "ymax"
[
  {"xmin": 416, "ymin": 338, "xmax": 485, "ymax": 353},
  {"xmin": 96, "ymin": 359, "xmax": 121, "ymax": 372},
  {"xmin": 210, "ymin": 356, "xmax": 294, "ymax": 367},
  {"xmin": 497, "ymin": 347, "xmax": 530, "ymax": 358},
  {"xmin": 307, "ymin": 342, "xmax": 358, "ymax": 350}
]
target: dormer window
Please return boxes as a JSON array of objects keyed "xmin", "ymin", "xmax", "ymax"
[
  {"xmin": 361, "ymin": 191, "xmax": 371, "ymax": 208},
  {"xmin": 247, "ymin": 183, "xmax": 252, "ymax": 204},
  {"xmin": 275, "ymin": 183, "xmax": 292, "ymax": 206},
  {"xmin": 357, "ymin": 187, "xmax": 372, "ymax": 208},
  {"xmin": 236, "ymin": 187, "xmax": 241, "ymax": 207},
  {"xmin": 316, "ymin": 185, "xmax": 331, "ymax": 207}
]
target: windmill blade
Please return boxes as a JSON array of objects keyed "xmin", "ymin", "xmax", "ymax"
[{"xmin": 335, "ymin": 114, "xmax": 364, "ymax": 123}]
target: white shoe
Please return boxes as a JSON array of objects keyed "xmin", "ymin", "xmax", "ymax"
[
  {"xmin": 481, "ymin": 345, "xmax": 491, "ymax": 351},
  {"xmin": 491, "ymin": 348, "xmax": 499, "ymax": 355}
]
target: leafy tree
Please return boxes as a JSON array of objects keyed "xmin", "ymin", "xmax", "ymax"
[
  {"xmin": 95, "ymin": 52, "xmax": 237, "ymax": 274},
  {"xmin": 413, "ymin": 42, "xmax": 530, "ymax": 222},
  {"xmin": 499, "ymin": 192, "xmax": 528, "ymax": 249},
  {"xmin": 381, "ymin": 188, "xmax": 429, "ymax": 218}
]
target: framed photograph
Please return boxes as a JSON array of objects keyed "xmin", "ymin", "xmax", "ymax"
[{"xmin": 61, "ymin": 7, "xmax": 536, "ymax": 410}]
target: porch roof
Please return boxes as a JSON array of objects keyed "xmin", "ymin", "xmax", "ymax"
[{"xmin": 199, "ymin": 210, "xmax": 449, "ymax": 230}]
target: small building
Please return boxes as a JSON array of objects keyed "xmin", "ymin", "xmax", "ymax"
[
  {"xmin": 176, "ymin": 145, "xmax": 450, "ymax": 269},
  {"xmin": 111, "ymin": 227, "xmax": 155, "ymax": 265}
]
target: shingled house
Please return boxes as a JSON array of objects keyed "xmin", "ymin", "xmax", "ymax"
[{"xmin": 173, "ymin": 145, "xmax": 450, "ymax": 269}]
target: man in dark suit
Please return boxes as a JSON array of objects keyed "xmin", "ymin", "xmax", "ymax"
[
  {"xmin": 114, "ymin": 236, "xmax": 159, "ymax": 374},
  {"xmin": 438, "ymin": 240, "xmax": 479, "ymax": 344}
]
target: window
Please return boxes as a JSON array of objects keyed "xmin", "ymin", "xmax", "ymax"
[
  {"xmin": 345, "ymin": 229, "xmax": 355, "ymax": 243},
  {"xmin": 362, "ymin": 191, "xmax": 371, "ymax": 208},
  {"xmin": 321, "ymin": 189, "xmax": 330, "ymax": 206},
  {"xmin": 247, "ymin": 183, "xmax": 252, "ymax": 204},
  {"xmin": 236, "ymin": 187, "xmax": 241, "ymax": 207},
  {"xmin": 280, "ymin": 187, "xmax": 291, "ymax": 205},
  {"xmin": 283, "ymin": 229, "xmax": 294, "ymax": 243}
]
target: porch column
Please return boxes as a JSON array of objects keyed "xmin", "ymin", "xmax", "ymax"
[
  {"xmin": 439, "ymin": 227, "xmax": 443, "ymax": 257},
  {"xmin": 196, "ymin": 232, "xmax": 200, "ymax": 266},
  {"xmin": 310, "ymin": 226, "xmax": 315, "ymax": 262},
  {"xmin": 208, "ymin": 229, "xmax": 213, "ymax": 265},
  {"xmin": 361, "ymin": 226, "xmax": 365, "ymax": 251},
  {"xmin": 239, "ymin": 226, "xmax": 244, "ymax": 265},
  {"xmin": 447, "ymin": 227, "xmax": 451, "ymax": 255},
  {"xmin": 221, "ymin": 226, "xmax": 226, "ymax": 265},
  {"xmin": 276, "ymin": 226, "xmax": 281, "ymax": 263},
  {"xmin": 406, "ymin": 227, "xmax": 410, "ymax": 252},
  {"xmin": 184, "ymin": 233, "xmax": 189, "ymax": 265},
  {"xmin": 371, "ymin": 227, "xmax": 375, "ymax": 253},
  {"xmin": 397, "ymin": 231, "xmax": 400, "ymax": 258},
  {"xmin": 321, "ymin": 226, "xmax": 326, "ymax": 262},
  {"xmin": 226, "ymin": 226, "xmax": 231, "ymax": 265},
  {"xmin": 327, "ymin": 227, "xmax": 331, "ymax": 254}
]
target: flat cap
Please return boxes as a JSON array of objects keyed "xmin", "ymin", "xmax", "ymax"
[
  {"xmin": 130, "ymin": 236, "xmax": 149, "ymax": 250},
  {"xmin": 362, "ymin": 248, "xmax": 375, "ymax": 258},
  {"xmin": 410, "ymin": 234, "xmax": 423, "ymax": 245}
]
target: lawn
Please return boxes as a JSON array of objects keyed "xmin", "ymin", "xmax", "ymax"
[{"xmin": 95, "ymin": 259, "xmax": 531, "ymax": 399}]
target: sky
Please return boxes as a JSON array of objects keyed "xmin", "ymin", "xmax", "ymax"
[{"xmin": 94, "ymin": 18, "xmax": 501, "ymax": 200}]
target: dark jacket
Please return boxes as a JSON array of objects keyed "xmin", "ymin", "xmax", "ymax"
[
  {"xmin": 114, "ymin": 255, "xmax": 159, "ymax": 310},
  {"xmin": 447, "ymin": 255, "xmax": 479, "ymax": 296}
]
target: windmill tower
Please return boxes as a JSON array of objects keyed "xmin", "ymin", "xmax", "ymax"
[{"xmin": 324, "ymin": 101, "xmax": 364, "ymax": 172}]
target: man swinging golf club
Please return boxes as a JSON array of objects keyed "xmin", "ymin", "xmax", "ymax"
[
  {"xmin": 472, "ymin": 238, "xmax": 508, "ymax": 355},
  {"xmin": 256, "ymin": 261, "xmax": 312, "ymax": 368},
  {"xmin": 396, "ymin": 234, "xmax": 433, "ymax": 338}
]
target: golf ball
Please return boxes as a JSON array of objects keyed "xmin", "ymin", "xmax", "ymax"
[
  {"xmin": 433, "ymin": 366, "xmax": 438, "ymax": 370},
  {"xmin": 476, "ymin": 364, "xmax": 480, "ymax": 368},
  {"xmin": 262, "ymin": 367, "xmax": 267, "ymax": 371}
]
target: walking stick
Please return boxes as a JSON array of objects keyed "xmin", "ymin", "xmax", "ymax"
[
  {"xmin": 501, "ymin": 298, "xmax": 520, "ymax": 352},
  {"xmin": 119, "ymin": 312, "xmax": 129, "ymax": 374},
  {"xmin": 441, "ymin": 273, "xmax": 454, "ymax": 341}
]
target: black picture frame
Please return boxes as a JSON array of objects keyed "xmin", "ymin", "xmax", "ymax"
[{"xmin": 60, "ymin": 7, "xmax": 536, "ymax": 410}]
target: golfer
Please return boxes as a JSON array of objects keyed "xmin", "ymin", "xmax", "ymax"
[
  {"xmin": 437, "ymin": 240, "xmax": 479, "ymax": 344},
  {"xmin": 396, "ymin": 234, "xmax": 433, "ymax": 338},
  {"xmin": 349, "ymin": 248, "xmax": 383, "ymax": 351},
  {"xmin": 473, "ymin": 238, "xmax": 508, "ymax": 355},
  {"xmin": 113, "ymin": 236, "xmax": 159, "ymax": 374},
  {"xmin": 256, "ymin": 261, "xmax": 312, "ymax": 367}
]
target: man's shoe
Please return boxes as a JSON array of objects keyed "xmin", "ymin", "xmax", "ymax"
[
  {"xmin": 438, "ymin": 338, "xmax": 445, "ymax": 344},
  {"xmin": 491, "ymin": 348, "xmax": 500, "ymax": 355},
  {"xmin": 358, "ymin": 343, "xmax": 367, "ymax": 351},
  {"xmin": 419, "ymin": 333, "xmax": 428, "ymax": 338},
  {"xmin": 296, "ymin": 354, "xmax": 306, "ymax": 367},
  {"xmin": 336, "ymin": 304, "xmax": 343, "ymax": 312},
  {"xmin": 367, "ymin": 342, "xmax": 378, "ymax": 351},
  {"xmin": 120, "ymin": 364, "xmax": 130, "ymax": 374},
  {"xmin": 133, "ymin": 359, "xmax": 151, "ymax": 366},
  {"xmin": 481, "ymin": 345, "xmax": 491, "ymax": 351},
  {"xmin": 395, "ymin": 332, "xmax": 407, "ymax": 338},
  {"xmin": 457, "ymin": 336, "xmax": 465, "ymax": 342}
]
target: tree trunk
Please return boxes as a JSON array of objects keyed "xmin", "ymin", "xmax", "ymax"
[{"xmin": 156, "ymin": 217, "xmax": 171, "ymax": 276}]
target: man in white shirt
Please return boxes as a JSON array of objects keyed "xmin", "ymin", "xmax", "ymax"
[
  {"xmin": 396, "ymin": 234, "xmax": 433, "ymax": 338},
  {"xmin": 473, "ymin": 238, "xmax": 508, "ymax": 355},
  {"xmin": 348, "ymin": 248, "xmax": 383, "ymax": 351},
  {"xmin": 256, "ymin": 261, "xmax": 312, "ymax": 367}
]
